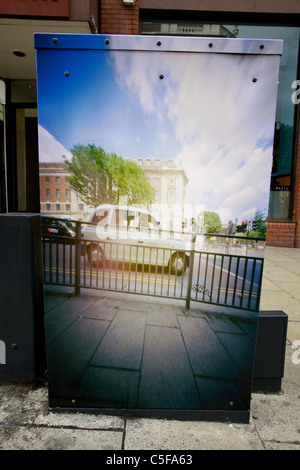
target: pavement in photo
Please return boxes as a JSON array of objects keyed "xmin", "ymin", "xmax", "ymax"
[{"xmin": 44, "ymin": 288, "xmax": 257, "ymax": 412}]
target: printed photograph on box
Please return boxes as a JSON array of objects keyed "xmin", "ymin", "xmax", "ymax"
[{"xmin": 35, "ymin": 34, "xmax": 281, "ymax": 416}]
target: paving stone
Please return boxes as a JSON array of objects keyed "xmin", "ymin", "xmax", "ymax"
[
  {"xmin": 124, "ymin": 419, "xmax": 264, "ymax": 450},
  {"xmin": 216, "ymin": 331, "xmax": 256, "ymax": 380},
  {"xmin": 91, "ymin": 309, "xmax": 146, "ymax": 370},
  {"xmin": 83, "ymin": 297, "xmax": 119, "ymax": 321},
  {"xmin": 195, "ymin": 376, "xmax": 248, "ymax": 409},
  {"xmin": 0, "ymin": 426, "xmax": 123, "ymax": 450},
  {"xmin": 47, "ymin": 317, "xmax": 110, "ymax": 398},
  {"xmin": 178, "ymin": 315, "xmax": 242, "ymax": 380},
  {"xmin": 45, "ymin": 295, "xmax": 96, "ymax": 344},
  {"xmin": 138, "ymin": 325, "xmax": 201, "ymax": 409},
  {"xmin": 74, "ymin": 366, "xmax": 140, "ymax": 408},
  {"xmin": 146, "ymin": 305, "xmax": 179, "ymax": 328}
]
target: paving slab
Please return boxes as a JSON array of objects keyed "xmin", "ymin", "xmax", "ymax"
[
  {"xmin": 177, "ymin": 315, "xmax": 241, "ymax": 380},
  {"xmin": 260, "ymin": 290, "xmax": 300, "ymax": 320},
  {"xmin": 124, "ymin": 418, "xmax": 264, "ymax": 450},
  {"xmin": 287, "ymin": 321, "xmax": 300, "ymax": 344},
  {"xmin": 47, "ymin": 317, "xmax": 110, "ymax": 399},
  {"xmin": 91, "ymin": 309, "xmax": 147, "ymax": 370},
  {"xmin": 83, "ymin": 297, "xmax": 119, "ymax": 320},
  {"xmin": 0, "ymin": 426, "xmax": 123, "ymax": 450},
  {"xmin": 138, "ymin": 324, "xmax": 201, "ymax": 409},
  {"xmin": 275, "ymin": 281, "xmax": 300, "ymax": 299},
  {"xmin": 250, "ymin": 343, "xmax": 300, "ymax": 449},
  {"xmin": 147, "ymin": 305, "xmax": 180, "ymax": 328},
  {"xmin": 74, "ymin": 366, "xmax": 141, "ymax": 408}
]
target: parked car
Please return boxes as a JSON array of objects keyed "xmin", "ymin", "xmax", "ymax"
[
  {"xmin": 41, "ymin": 216, "xmax": 76, "ymax": 241},
  {"xmin": 80, "ymin": 204, "xmax": 190, "ymax": 275}
]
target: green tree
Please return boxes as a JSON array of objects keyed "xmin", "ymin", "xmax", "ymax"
[
  {"xmin": 251, "ymin": 210, "xmax": 267, "ymax": 238},
  {"xmin": 64, "ymin": 144, "xmax": 155, "ymax": 208},
  {"xmin": 197, "ymin": 210, "xmax": 222, "ymax": 233}
]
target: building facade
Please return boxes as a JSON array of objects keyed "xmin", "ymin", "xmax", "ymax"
[
  {"xmin": 39, "ymin": 158, "xmax": 188, "ymax": 226},
  {"xmin": 0, "ymin": 0, "xmax": 300, "ymax": 247},
  {"xmin": 39, "ymin": 163, "xmax": 90, "ymax": 220},
  {"xmin": 128, "ymin": 157, "xmax": 188, "ymax": 233},
  {"xmin": 128, "ymin": 158, "xmax": 187, "ymax": 206}
]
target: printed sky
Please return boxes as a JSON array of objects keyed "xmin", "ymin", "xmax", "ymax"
[{"xmin": 36, "ymin": 41, "xmax": 280, "ymax": 223}]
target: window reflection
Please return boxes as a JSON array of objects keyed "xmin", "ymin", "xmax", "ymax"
[{"xmin": 226, "ymin": 25, "xmax": 299, "ymax": 219}]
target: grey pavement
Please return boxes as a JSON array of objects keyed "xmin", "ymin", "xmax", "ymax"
[{"xmin": 0, "ymin": 246, "xmax": 300, "ymax": 450}]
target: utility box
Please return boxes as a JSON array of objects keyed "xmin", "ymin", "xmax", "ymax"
[
  {"xmin": 253, "ymin": 310, "xmax": 288, "ymax": 392},
  {"xmin": 0, "ymin": 214, "xmax": 46, "ymax": 383},
  {"xmin": 35, "ymin": 33, "xmax": 282, "ymax": 422}
]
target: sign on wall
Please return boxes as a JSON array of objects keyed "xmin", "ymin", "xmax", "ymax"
[{"xmin": 35, "ymin": 33, "xmax": 282, "ymax": 421}]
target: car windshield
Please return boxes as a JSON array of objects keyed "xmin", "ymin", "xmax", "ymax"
[
  {"xmin": 112, "ymin": 209, "xmax": 138, "ymax": 228},
  {"xmin": 92, "ymin": 210, "xmax": 109, "ymax": 224},
  {"xmin": 139, "ymin": 212, "xmax": 157, "ymax": 228},
  {"xmin": 90, "ymin": 207, "xmax": 159, "ymax": 232}
]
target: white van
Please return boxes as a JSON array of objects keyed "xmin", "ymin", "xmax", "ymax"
[{"xmin": 81, "ymin": 204, "xmax": 190, "ymax": 275}]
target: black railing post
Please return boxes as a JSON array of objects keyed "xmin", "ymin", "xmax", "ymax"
[
  {"xmin": 75, "ymin": 221, "xmax": 81, "ymax": 296},
  {"xmin": 185, "ymin": 233, "xmax": 196, "ymax": 310}
]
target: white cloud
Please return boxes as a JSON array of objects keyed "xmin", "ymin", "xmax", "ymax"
[
  {"xmin": 110, "ymin": 48, "xmax": 278, "ymax": 223},
  {"xmin": 38, "ymin": 125, "xmax": 72, "ymax": 163}
]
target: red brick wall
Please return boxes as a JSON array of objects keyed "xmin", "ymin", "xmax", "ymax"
[
  {"xmin": 100, "ymin": 0, "xmax": 140, "ymax": 35},
  {"xmin": 39, "ymin": 164, "xmax": 71, "ymax": 206},
  {"xmin": 266, "ymin": 222, "xmax": 296, "ymax": 247}
]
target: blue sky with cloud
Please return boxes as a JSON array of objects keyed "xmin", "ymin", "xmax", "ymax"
[{"xmin": 37, "ymin": 41, "xmax": 280, "ymax": 223}]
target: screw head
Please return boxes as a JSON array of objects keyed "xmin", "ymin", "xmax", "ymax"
[
  {"xmin": 64, "ymin": 71, "xmax": 69, "ymax": 77},
  {"xmin": 157, "ymin": 41, "xmax": 162, "ymax": 46},
  {"xmin": 159, "ymin": 74, "xmax": 164, "ymax": 80},
  {"xmin": 208, "ymin": 43, "xmax": 213, "ymax": 48},
  {"xmin": 105, "ymin": 39, "xmax": 110, "ymax": 45},
  {"xmin": 52, "ymin": 38, "xmax": 58, "ymax": 44}
]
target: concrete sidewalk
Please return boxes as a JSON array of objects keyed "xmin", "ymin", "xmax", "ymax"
[{"xmin": 0, "ymin": 247, "xmax": 300, "ymax": 450}]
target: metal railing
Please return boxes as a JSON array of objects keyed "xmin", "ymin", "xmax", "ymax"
[{"xmin": 41, "ymin": 219, "xmax": 264, "ymax": 312}]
